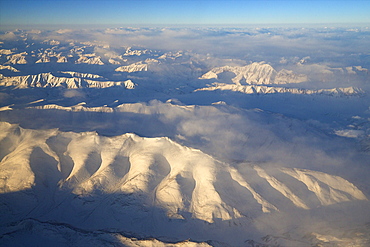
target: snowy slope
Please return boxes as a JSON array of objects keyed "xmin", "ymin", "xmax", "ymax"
[
  {"xmin": 195, "ymin": 83, "xmax": 364, "ymax": 96},
  {"xmin": 0, "ymin": 72, "xmax": 135, "ymax": 89},
  {"xmin": 5, "ymin": 52, "xmax": 28, "ymax": 64},
  {"xmin": 1, "ymin": 27, "xmax": 370, "ymax": 247},
  {"xmin": 0, "ymin": 65, "xmax": 20, "ymax": 72},
  {"xmin": 0, "ymin": 218, "xmax": 212, "ymax": 247},
  {"xmin": 76, "ymin": 55, "xmax": 104, "ymax": 65},
  {"xmin": 115, "ymin": 61, "xmax": 149, "ymax": 72},
  {"xmin": 200, "ymin": 62, "xmax": 308, "ymax": 85},
  {"xmin": 1, "ymin": 121, "xmax": 369, "ymax": 246}
]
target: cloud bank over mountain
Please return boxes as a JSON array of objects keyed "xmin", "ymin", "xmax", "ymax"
[{"xmin": 1, "ymin": 26, "xmax": 370, "ymax": 246}]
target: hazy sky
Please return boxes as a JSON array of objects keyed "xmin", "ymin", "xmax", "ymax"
[{"xmin": 1, "ymin": 0, "xmax": 370, "ymax": 28}]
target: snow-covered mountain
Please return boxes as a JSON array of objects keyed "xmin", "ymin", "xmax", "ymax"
[
  {"xmin": 200, "ymin": 62, "xmax": 308, "ymax": 85},
  {"xmin": 196, "ymin": 83, "xmax": 364, "ymax": 96},
  {"xmin": 76, "ymin": 55, "xmax": 104, "ymax": 65},
  {"xmin": 0, "ymin": 72, "xmax": 135, "ymax": 89},
  {"xmin": 3, "ymin": 122, "xmax": 365, "ymax": 216},
  {"xmin": 5, "ymin": 52, "xmax": 28, "ymax": 64},
  {"xmin": 1, "ymin": 27, "xmax": 370, "ymax": 246},
  {"xmin": 59, "ymin": 71, "xmax": 103, "ymax": 79},
  {"xmin": 115, "ymin": 61, "xmax": 149, "ymax": 72},
  {"xmin": 123, "ymin": 47, "xmax": 150, "ymax": 56},
  {"xmin": 1, "ymin": 219, "xmax": 212, "ymax": 247},
  {"xmin": 1, "ymin": 121, "xmax": 368, "ymax": 246},
  {"xmin": 0, "ymin": 64, "xmax": 19, "ymax": 72}
]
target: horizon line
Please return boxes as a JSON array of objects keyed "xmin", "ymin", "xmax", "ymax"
[{"xmin": 2, "ymin": 22, "xmax": 370, "ymax": 31}]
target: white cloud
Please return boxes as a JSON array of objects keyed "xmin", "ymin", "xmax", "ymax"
[
  {"xmin": 63, "ymin": 89, "xmax": 85, "ymax": 98},
  {"xmin": 335, "ymin": 129, "xmax": 365, "ymax": 138}
]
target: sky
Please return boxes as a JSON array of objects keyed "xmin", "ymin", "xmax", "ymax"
[{"xmin": 0, "ymin": 0, "xmax": 370, "ymax": 29}]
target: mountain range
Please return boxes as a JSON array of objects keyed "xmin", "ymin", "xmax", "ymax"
[{"xmin": 1, "ymin": 27, "xmax": 370, "ymax": 246}]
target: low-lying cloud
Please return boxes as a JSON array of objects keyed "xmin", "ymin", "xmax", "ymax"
[{"xmin": 4, "ymin": 26, "xmax": 369, "ymax": 65}]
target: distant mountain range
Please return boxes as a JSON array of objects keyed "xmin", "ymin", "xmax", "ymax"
[{"xmin": 1, "ymin": 28, "xmax": 370, "ymax": 247}]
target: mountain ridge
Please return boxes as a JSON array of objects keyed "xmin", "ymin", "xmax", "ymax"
[
  {"xmin": 0, "ymin": 72, "xmax": 135, "ymax": 89},
  {"xmin": 200, "ymin": 62, "xmax": 308, "ymax": 85},
  {"xmin": 195, "ymin": 83, "xmax": 364, "ymax": 96},
  {"xmin": 0, "ymin": 121, "xmax": 366, "ymax": 223}
]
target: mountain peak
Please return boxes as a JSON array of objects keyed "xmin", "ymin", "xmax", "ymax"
[{"xmin": 200, "ymin": 62, "xmax": 307, "ymax": 85}]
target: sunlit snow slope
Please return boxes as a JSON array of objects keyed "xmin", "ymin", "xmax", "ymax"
[
  {"xmin": 2, "ymin": 121, "xmax": 365, "ymax": 219},
  {"xmin": 1, "ymin": 27, "xmax": 370, "ymax": 247},
  {"xmin": 1, "ymin": 120, "xmax": 369, "ymax": 246}
]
